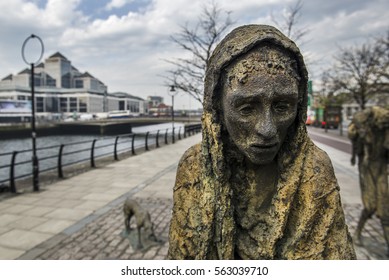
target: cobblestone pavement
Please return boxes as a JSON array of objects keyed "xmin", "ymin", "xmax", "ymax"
[
  {"xmin": 343, "ymin": 203, "xmax": 388, "ymax": 260},
  {"xmin": 19, "ymin": 198, "xmax": 388, "ymax": 260},
  {"xmin": 30, "ymin": 197, "xmax": 172, "ymax": 260}
]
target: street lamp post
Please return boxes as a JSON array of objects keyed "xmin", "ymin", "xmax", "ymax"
[
  {"xmin": 22, "ymin": 34, "xmax": 44, "ymax": 192},
  {"xmin": 168, "ymin": 85, "xmax": 177, "ymax": 143}
]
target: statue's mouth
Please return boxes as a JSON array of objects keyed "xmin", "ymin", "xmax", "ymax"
[
  {"xmin": 251, "ymin": 143, "xmax": 278, "ymax": 148},
  {"xmin": 250, "ymin": 143, "xmax": 278, "ymax": 152}
]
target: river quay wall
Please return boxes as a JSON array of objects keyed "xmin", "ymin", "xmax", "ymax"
[{"xmin": 0, "ymin": 117, "xmax": 200, "ymax": 139}]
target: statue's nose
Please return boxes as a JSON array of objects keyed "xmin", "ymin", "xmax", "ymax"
[{"xmin": 255, "ymin": 110, "xmax": 277, "ymax": 139}]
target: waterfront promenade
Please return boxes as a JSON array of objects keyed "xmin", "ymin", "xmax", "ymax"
[{"xmin": 0, "ymin": 129, "xmax": 387, "ymax": 260}]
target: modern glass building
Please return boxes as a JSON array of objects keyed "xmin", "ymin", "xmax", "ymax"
[{"xmin": 0, "ymin": 52, "xmax": 147, "ymax": 122}]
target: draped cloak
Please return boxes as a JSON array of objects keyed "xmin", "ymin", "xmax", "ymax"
[
  {"xmin": 168, "ymin": 25, "xmax": 356, "ymax": 259},
  {"xmin": 348, "ymin": 107, "xmax": 389, "ymax": 220}
]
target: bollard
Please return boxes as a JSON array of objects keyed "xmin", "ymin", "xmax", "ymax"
[
  {"xmin": 178, "ymin": 127, "xmax": 181, "ymax": 140},
  {"xmin": 165, "ymin": 128, "xmax": 168, "ymax": 145}
]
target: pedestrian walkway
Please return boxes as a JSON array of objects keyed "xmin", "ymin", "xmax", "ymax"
[
  {"xmin": 0, "ymin": 133, "xmax": 201, "ymax": 260},
  {"xmin": 0, "ymin": 129, "xmax": 387, "ymax": 260}
]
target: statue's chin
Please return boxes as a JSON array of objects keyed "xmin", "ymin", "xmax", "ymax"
[{"xmin": 245, "ymin": 154, "xmax": 276, "ymax": 166}]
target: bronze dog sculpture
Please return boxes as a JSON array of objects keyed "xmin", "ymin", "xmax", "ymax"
[{"xmin": 123, "ymin": 198, "xmax": 158, "ymax": 249}]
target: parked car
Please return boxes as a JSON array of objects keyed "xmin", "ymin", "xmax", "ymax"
[{"xmin": 306, "ymin": 115, "xmax": 313, "ymax": 125}]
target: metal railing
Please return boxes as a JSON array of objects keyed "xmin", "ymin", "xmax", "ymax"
[{"xmin": 0, "ymin": 124, "xmax": 201, "ymax": 193}]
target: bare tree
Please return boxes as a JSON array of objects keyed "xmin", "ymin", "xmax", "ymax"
[
  {"xmin": 327, "ymin": 32, "xmax": 388, "ymax": 110},
  {"xmin": 271, "ymin": 0, "xmax": 309, "ymax": 44},
  {"xmin": 375, "ymin": 30, "xmax": 389, "ymax": 82},
  {"xmin": 165, "ymin": 2, "xmax": 233, "ymax": 104}
]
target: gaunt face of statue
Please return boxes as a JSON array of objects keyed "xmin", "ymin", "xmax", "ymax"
[{"xmin": 221, "ymin": 49, "xmax": 299, "ymax": 166}]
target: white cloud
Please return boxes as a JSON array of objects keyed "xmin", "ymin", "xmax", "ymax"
[
  {"xmin": 105, "ymin": 0, "xmax": 134, "ymax": 11},
  {"xmin": 43, "ymin": 0, "xmax": 83, "ymax": 26}
]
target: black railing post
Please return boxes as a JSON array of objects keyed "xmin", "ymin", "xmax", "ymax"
[
  {"xmin": 145, "ymin": 132, "xmax": 150, "ymax": 151},
  {"xmin": 58, "ymin": 144, "xmax": 65, "ymax": 178},
  {"xmin": 131, "ymin": 134, "xmax": 136, "ymax": 155},
  {"xmin": 10, "ymin": 151, "xmax": 18, "ymax": 193},
  {"xmin": 91, "ymin": 139, "xmax": 97, "ymax": 168},
  {"xmin": 156, "ymin": 130, "xmax": 160, "ymax": 148},
  {"xmin": 172, "ymin": 127, "xmax": 175, "ymax": 144},
  {"xmin": 178, "ymin": 127, "xmax": 181, "ymax": 140},
  {"xmin": 114, "ymin": 136, "xmax": 120, "ymax": 161},
  {"xmin": 165, "ymin": 128, "xmax": 168, "ymax": 144}
]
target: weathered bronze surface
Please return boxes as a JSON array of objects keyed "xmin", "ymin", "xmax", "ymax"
[
  {"xmin": 348, "ymin": 106, "xmax": 389, "ymax": 256},
  {"xmin": 122, "ymin": 198, "xmax": 159, "ymax": 250},
  {"xmin": 168, "ymin": 24, "xmax": 356, "ymax": 260}
]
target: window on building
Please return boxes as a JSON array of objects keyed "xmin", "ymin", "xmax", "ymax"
[
  {"xmin": 69, "ymin": 97, "xmax": 77, "ymax": 112},
  {"xmin": 62, "ymin": 73, "xmax": 71, "ymax": 88},
  {"xmin": 45, "ymin": 97, "xmax": 57, "ymax": 113},
  {"xmin": 36, "ymin": 97, "xmax": 44, "ymax": 112},
  {"xmin": 79, "ymin": 97, "xmax": 87, "ymax": 112},
  {"xmin": 17, "ymin": 96, "xmax": 26, "ymax": 100},
  {"xmin": 119, "ymin": 100, "xmax": 125, "ymax": 111},
  {"xmin": 128, "ymin": 101, "xmax": 139, "ymax": 113},
  {"xmin": 34, "ymin": 76, "xmax": 41, "ymax": 87},
  {"xmin": 75, "ymin": 80, "xmax": 84, "ymax": 88},
  {"xmin": 46, "ymin": 76, "xmax": 56, "ymax": 87},
  {"xmin": 60, "ymin": 97, "xmax": 68, "ymax": 112}
]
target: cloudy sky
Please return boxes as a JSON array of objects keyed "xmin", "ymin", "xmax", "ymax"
[{"xmin": 0, "ymin": 0, "xmax": 388, "ymax": 109}]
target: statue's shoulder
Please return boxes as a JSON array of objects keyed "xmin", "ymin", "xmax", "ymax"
[
  {"xmin": 303, "ymin": 140, "xmax": 339, "ymax": 192},
  {"xmin": 310, "ymin": 142, "xmax": 332, "ymax": 167},
  {"xmin": 174, "ymin": 143, "xmax": 201, "ymax": 191},
  {"xmin": 178, "ymin": 143, "xmax": 201, "ymax": 166}
]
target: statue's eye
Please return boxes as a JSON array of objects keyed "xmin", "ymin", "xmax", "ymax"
[
  {"xmin": 274, "ymin": 102, "xmax": 290, "ymax": 113},
  {"xmin": 238, "ymin": 105, "xmax": 254, "ymax": 116}
]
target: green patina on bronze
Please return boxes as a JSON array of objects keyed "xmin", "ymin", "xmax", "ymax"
[
  {"xmin": 168, "ymin": 24, "xmax": 356, "ymax": 259},
  {"xmin": 348, "ymin": 106, "xmax": 389, "ymax": 256}
]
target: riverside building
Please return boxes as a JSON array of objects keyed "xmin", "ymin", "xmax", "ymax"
[{"xmin": 0, "ymin": 52, "xmax": 147, "ymax": 122}]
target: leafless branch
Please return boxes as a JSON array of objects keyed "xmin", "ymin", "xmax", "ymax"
[{"xmin": 164, "ymin": 1, "xmax": 234, "ymax": 105}]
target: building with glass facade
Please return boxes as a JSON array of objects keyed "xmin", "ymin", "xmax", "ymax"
[{"xmin": 0, "ymin": 52, "xmax": 147, "ymax": 122}]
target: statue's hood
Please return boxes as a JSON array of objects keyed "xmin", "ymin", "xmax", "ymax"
[{"xmin": 198, "ymin": 25, "xmax": 310, "ymax": 259}]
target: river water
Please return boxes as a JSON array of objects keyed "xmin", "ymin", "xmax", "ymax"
[{"xmin": 0, "ymin": 122, "xmax": 184, "ymax": 185}]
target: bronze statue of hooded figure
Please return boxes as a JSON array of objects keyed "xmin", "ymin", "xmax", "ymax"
[{"xmin": 168, "ymin": 25, "xmax": 356, "ymax": 260}]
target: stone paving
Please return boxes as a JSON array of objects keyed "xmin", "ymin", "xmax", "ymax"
[
  {"xmin": 18, "ymin": 200, "xmax": 389, "ymax": 260},
  {"xmin": 31, "ymin": 197, "xmax": 171, "ymax": 260},
  {"xmin": 344, "ymin": 203, "xmax": 388, "ymax": 259}
]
